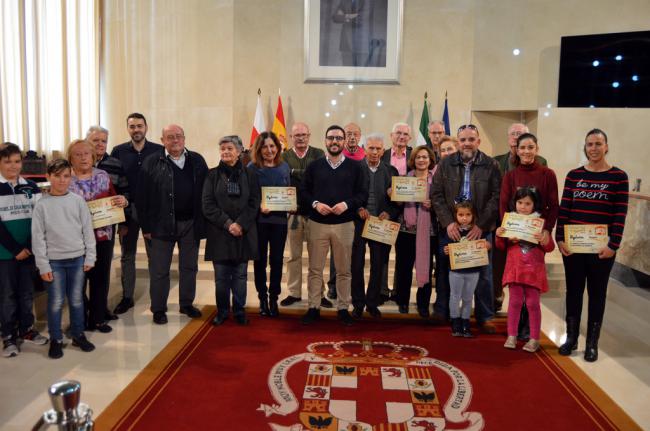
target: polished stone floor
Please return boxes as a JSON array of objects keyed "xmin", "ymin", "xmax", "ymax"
[{"xmin": 1, "ymin": 246, "xmax": 648, "ymax": 430}]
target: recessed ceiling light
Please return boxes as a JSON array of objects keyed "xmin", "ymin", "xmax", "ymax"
[
  {"xmin": 512, "ymin": 48, "xmax": 520, "ymax": 56},
  {"xmin": 615, "ymin": 55, "xmax": 623, "ymax": 61},
  {"xmin": 592, "ymin": 60, "xmax": 600, "ymax": 67},
  {"xmin": 325, "ymin": 112, "xmax": 331, "ymax": 117},
  {"xmin": 612, "ymin": 81, "xmax": 620, "ymax": 88},
  {"xmin": 376, "ymin": 100, "xmax": 383, "ymax": 107},
  {"xmin": 348, "ymin": 84, "xmax": 354, "ymax": 90},
  {"xmin": 331, "ymin": 99, "xmax": 337, "ymax": 106},
  {"xmin": 632, "ymin": 75, "xmax": 639, "ymax": 82},
  {"xmin": 360, "ymin": 113, "xmax": 366, "ymax": 119}
]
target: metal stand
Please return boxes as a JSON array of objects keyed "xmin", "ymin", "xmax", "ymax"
[{"xmin": 32, "ymin": 380, "xmax": 94, "ymax": 431}]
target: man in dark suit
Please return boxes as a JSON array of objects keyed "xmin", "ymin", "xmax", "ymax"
[
  {"xmin": 110, "ymin": 113, "xmax": 163, "ymax": 314},
  {"xmin": 351, "ymin": 133, "xmax": 399, "ymax": 319}
]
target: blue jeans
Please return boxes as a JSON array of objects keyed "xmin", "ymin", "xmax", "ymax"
[
  {"xmin": 213, "ymin": 262, "xmax": 248, "ymax": 318},
  {"xmin": 0, "ymin": 258, "xmax": 36, "ymax": 338},
  {"xmin": 46, "ymin": 256, "xmax": 86, "ymax": 341},
  {"xmin": 474, "ymin": 233, "xmax": 495, "ymax": 324}
]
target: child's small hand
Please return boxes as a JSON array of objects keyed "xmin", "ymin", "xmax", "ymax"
[
  {"xmin": 41, "ymin": 272, "xmax": 53, "ymax": 282},
  {"xmin": 15, "ymin": 248, "xmax": 31, "ymax": 261},
  {"xmin": 444, "ymin": 245, "xmax": 449, "ymax": 255},
  {"xmin": 496, "ymin": 227, "xmax": 506, "ymax": 237},
  {"xmin": 539, "ymin": 230, "xmax": 550, "ymax": 246},
  {"xmin": 83, "ymin": 265, "xmax": 93, "ymax": 272}
]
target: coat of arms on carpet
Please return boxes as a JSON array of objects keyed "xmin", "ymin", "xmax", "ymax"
[{"xmin": 258, "ymin": 339, "xmax": 484, "ymax": 431}]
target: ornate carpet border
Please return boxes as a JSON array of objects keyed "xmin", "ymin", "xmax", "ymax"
[{"xmin": 95, "ymin": 308, "xmax": 641, "ymax": 430}]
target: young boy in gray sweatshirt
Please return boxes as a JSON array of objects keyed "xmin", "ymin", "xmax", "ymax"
[{"xmin": 31, "ymin": 159, "xmax": 96, "ymax": 359}]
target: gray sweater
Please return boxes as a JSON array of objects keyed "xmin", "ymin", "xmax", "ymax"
[{"xmin": 31, "ymin": 192, "xmax": 96, "ymax": 274}]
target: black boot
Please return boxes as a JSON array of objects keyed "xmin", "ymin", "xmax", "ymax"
[
  {"xmin": 559, "ymin": 317, "xmax": 580, "ymax": 356},
  {"xmin": 461, "ymin": 319, "xmax": 474, "ymax": 338},
  {"xmin": 259, "ymin": 296, "xmax": 270, "ymax": 317},
  {"xmin": 269, "ymin": 297, "xmax": 279, "ymax": 317},
  {"xmin": 451, "ymin": 318, "xmax": 463, "ymax": 337},
  {"xmin": 584, "ymin": 321, "xmax": 602, "ymax": 362}
]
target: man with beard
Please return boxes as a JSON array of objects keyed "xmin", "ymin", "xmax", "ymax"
[
  {"xmin": 110, "ymin": 113, "xmax": 163, "ymax": 314},
  {"xmin": 279, "ymin": 122, "xmax": 333, "ymax": 308},
  {"xmin": 432, "ymin": 124, "xmax": 501, "ymax": 333},
  {"xmin": 300, "ymin": 125, "xmax": 367, "ymax": 326}
]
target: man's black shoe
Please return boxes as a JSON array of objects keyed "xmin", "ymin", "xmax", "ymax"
[
  {"xmin": 235, "ymin": 315, "xmax": 250, "ymax": 326},
  {"xmin": 337, "ymin": 310, "xmax": 354, "ymax": 326},
  {"xmin": 417, "ymin": 307, "xmax": 430, "ymax": 318},
  {"xmin": 87, "ymin": 323, "xmax": 112, "ymax": 333},
  {"xmin": 280, "ymin": 296, "xmax": 302, "ymax": 306},
  {"xmin": 367, "ymin": 307, "xmax": 382, "ymax": 319},
  {"xmin": 153, "ymin": 311, "xmax": 168, "ymax": 325},
  {"xmin": 113, "ymin": 297, "xmax": 134, "ymax": 315},
  {"xmin": 398, "ymin": 305, "xmax": 409, "ymax": 314},
  {"xmin": 104, "ymin": 311, "xmax": 118, "ymax": 321},
  {"xmin": 180, "ymin": 305, "xmax": 202, "ymax": 318},
  {"xmin": 351, "ymin": 307, "xmax": 363, "ymax": 319},
  {"xmin": 212, "ymin": 314, "xmax": 228, "ymax": 326},
  {"xmin": 301, "ymin": 308, "xmax": 320, "ymax": 325},
  {"xmin": 72, "ymin": 334, "xmax": 95, "ymax": 352},
  {"xmin": 320, "ymin": 297, "xmax": 334, "ymax": 309}
]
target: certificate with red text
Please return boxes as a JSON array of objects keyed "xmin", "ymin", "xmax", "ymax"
[
  {"xmin": 87, "ymin": 197, "xmax": 125, "ymax": 229},
  {"xmin": 565, "ymin": 224, "xmax": 608, "ymax": 254},
  {"xmin": 361, "ymin": 216, "xmax": 400, "ymax": 246},
  {"xmin": 500, "ymin": 213, "xmax": 544, "ymax": 244},
  {"xmin": 390, "ymin": 177, "xmax": 427, "ymax": 202},
  {"xmin": 449, "ymin": 239, "xmax": 489, "ymax": 270}
]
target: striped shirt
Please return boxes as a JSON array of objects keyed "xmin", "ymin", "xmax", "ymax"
[{"xmin": 555, "ymin": 166, "xmax": 628, "ymax": 250}]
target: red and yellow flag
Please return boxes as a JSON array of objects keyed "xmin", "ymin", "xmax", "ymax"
[{"xmin": 271, "ymin": 93, "xmax": 288, "ymax": 150}]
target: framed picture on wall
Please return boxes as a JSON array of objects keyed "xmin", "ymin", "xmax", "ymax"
[{"xmin": 304, "ymin": 0, "xmax": 403, "ymax": 84}]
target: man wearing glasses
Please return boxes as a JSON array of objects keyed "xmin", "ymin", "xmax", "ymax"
[
  {"xmin": 432, "ymin": 124, "xmax": 501, "ymax": 333},
  {"xmin": 427, "ymin": 120, "xmax": 447, "ymax": 162},
  {"xmin": 137, "ymin": 124, "xmax": 208, "ymax": 325},
  {"xmin": 280, "ymin": 123, "xmax": 333, "ymax": 309},
  {"xmin": 494, "ymin": 123, "xmax": 547, "ymax": 175},
  {"xmin": 300, "ymin": 125, "xmax": 368, "ymax": 326},
  {"xmin": 381, "ymin": 122, "xmax": 413, "ymax": 176}
]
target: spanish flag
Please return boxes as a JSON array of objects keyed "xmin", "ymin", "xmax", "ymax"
[{"xmin": 271, "ymin": 92, "xmax": 288, "ymax": 150}]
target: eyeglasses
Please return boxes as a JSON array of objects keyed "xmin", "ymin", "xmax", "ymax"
[
  {"xmin": 326, "ymin": 135, "xmax": 345, "ymax": 142},
  {"xmin": 457, "ymin": 124, "xmax": 478, "ymax": 133},
  {"xmin": 509, "ymin": 131, "xmax": 525, "ymax": 137}
]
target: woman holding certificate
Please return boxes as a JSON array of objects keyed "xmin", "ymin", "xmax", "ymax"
[
  {"xmin": 247, "ymin": 132, "xmax": 290, "ymax": 317},
  {"xmin": 68, "ymin": 139, "xmax": 128, "ymax": 333},
  {"xmin": 394, "ymin": 146, "xmax": 437, "ymax": 317},
  {"xmin": 203, "ymin": 136, "xmax": 260, "ymax": 326},
  {"xmin": 555, "ymin": 129, "xmax": 628, "ymax": 362},
  {"xmin": 498, "ymin": 133, "xmax": 559, "ymax": 341}
]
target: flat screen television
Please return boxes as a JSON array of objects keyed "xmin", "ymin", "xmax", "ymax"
[{"xmin": 558, "ymin": 30, "xmax": 650, "ymax": 108}]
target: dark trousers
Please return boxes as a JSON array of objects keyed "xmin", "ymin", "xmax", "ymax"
[
  {"xmin": 254, "ymin": 222, "xmax": 288, "ymax": 300},
  {"xmin": 85, "ymin": 238, "xmax": 114, "ymax": 326},
  {"xmin": 394, "ymin": 231, "xmax": 433, "ymax": 309},
  {"xmin": 148, "ymin": 219, "xmax": 199, "ymax": 313},
  {"xmin": 214, "ymin": 261, "xmax": 247, "ymax": 318},
  {"xmin": 432, "ymin": 248, "xmax": 450, "ymax": 319},
  {"xmin": 351, "ymin": 219, "xmax": 391, "ymax": 309},
  {"xmin": 119, "ymin": 215, "xmax": 151, "ymax": 299},
  {"xmin": 0, "ymin": 258, "xmax": 36, "ymax": 338},
  {"xmin": 562, "ymin": 253, "xmax": 615, "ymax": 324}
]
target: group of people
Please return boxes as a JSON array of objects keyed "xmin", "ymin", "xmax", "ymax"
[{"xmin": 0, "ymin": 113, "xmax": 628, "ymax": 363}]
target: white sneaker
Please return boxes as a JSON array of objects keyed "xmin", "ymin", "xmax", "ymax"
[
  {"xmin": 20, "ymin": 329, "xmax": 49, "ymax": 345},
  {"xmin": 523, "ymin": 339, "xmax": 540, "ymax": 353},
  {"xmin": 2, "ymin": 338, "xmax": 19, "ymax": 358},
  {"xmin": 504, "ymin": 336, "xmax": 517, "ymax": 349}
]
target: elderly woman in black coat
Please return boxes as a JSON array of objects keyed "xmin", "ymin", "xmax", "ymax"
[{"xmin": 202, "ymin": 136, "xmax": 260, "ymax": 326}]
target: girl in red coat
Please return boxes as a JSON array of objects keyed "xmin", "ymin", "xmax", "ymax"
[{"xmin": 496, "ymin": 187, "xmax": 555, "ymax": 353}]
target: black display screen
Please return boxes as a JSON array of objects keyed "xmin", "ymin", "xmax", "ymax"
[{"xmin": 558, "ymin": 30, "xmax": 650, "ymax": 108}]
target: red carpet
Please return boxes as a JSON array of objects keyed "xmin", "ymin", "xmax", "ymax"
[{"xmin": 97, "ymin": 308, "xmax": 640, "ymax": 431}]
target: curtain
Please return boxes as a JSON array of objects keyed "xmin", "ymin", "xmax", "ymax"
[{"xmin": 0, "ymin": 0, "xmax": 99, "ymax": 154}]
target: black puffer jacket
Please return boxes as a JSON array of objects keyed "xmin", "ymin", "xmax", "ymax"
[
  {"xmin": 202, "ymin": 161, "xmax": 260, "ymax": 262},
  {"xmin": 136, "ymin": 149, "xmax": 208, "ymax": 240}
]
